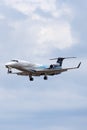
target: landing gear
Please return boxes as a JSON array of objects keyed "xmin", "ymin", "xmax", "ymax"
[
  {"xmin": 44, "ymin": 75, "xmax": 48, "ymax": 80},
  {"xmin": 30, "ymin": 77, "xmax": 34, "ymax": 81},
  {"xmin": 29, "ymin": 76, "xmax": 34, "ymax": 81},
  {"xmin": 8, "ymin": 68, "xmax": 12, "ymax": 73}
]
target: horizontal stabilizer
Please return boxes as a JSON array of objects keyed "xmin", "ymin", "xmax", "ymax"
[
  {"xmin": 50, "ymin": 57, "xmax": 76, "ymax": 60},
  {"xmin": 50, "ymin": 57, "xmax": 76, "ymax": 66}
]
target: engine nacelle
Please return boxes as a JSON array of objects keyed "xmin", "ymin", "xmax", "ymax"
[{"xmin": 49, "ymin": 64, "xmax": 59, "ymax": 69}]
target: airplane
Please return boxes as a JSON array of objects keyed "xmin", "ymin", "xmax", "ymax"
[{"xmin": 5, "ymin": 57, "xmax": 81, "ymax": 81}]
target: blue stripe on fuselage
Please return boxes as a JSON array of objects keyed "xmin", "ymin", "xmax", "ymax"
[{"xmin": 35, "ymin": 65, "xmax": 61, "ymax": 70}]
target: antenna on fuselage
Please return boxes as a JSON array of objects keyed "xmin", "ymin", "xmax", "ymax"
[{"xmin": 50, "ymin": 57, "xmax": 76, "ymax": 66}]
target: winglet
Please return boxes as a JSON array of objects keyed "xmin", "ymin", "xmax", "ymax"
[{"xmin": 77, "ymin": 62, "xmax": 81, "ymax": 68}]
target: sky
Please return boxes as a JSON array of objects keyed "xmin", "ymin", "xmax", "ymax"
[{"xmin": 0, "ymin": 0, "xmax": 87, "ymax": 130}]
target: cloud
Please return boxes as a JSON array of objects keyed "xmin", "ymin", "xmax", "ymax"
[
  {"xmin": 4, "ymin": 0, "xmax": 73, "ymax": 19},
  {"xmin": 0, "ymin": 0, "xmax": 78, "ymax": 58},
  {"xmin": 4, "ymin": 0, "xmax": 57, "ymax": 16},
  {"xmin": 0, "ymin": 14, "xmax": 5, "ymax": 20},
  {"xmin": 37, "ymin": 22, "xmax": 75, "ymax": 50},
  {"xmin": 0, "ymin": 85, "xmax": 86, "ymax": 113}
]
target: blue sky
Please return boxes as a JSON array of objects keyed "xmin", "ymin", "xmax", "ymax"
[{"xmin": 0, "ymin": 0, "xmax": 87, "ymax": 130}]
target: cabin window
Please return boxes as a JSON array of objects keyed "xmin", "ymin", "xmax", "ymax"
[{"xmin": 11, "ymin": 60, "xmax": 18, "ymax": 62}]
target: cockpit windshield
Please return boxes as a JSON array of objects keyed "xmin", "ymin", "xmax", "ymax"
[{"xmin": 11, "ymin": 60, "xmax": 19, "ymax": 62}]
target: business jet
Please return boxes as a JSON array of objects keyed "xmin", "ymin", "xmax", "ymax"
[{"xmin": 5, "ymin": 57, "xmax": 81, "ymax": 81}]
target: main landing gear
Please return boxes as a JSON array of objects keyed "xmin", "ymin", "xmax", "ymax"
[
  {"xmin": 44, "ymin": 75, "xmax": 48, "ymax": 80},
  {"xmin": 29, "ymin": 76, "xmax": 34, "ymax": 81},
  {"xmin": 29, "ymin": 75, "xmax": 48, "ymax": 81}
]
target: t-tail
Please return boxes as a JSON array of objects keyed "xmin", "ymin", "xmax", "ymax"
[{"xmin": 50, "ymin": 57, "xmax": 76, "ymax": 67}]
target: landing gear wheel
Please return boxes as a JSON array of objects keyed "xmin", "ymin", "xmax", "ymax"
[
  {"xmin": 30, "ymin": 77, "xmax": 34, "ymax": 81},
  {"xmin": 29, "ymin": 76, "xmax": 34, "ymax": 81},
  {"xmin": 8, "ymin": 69, "xmax": 12, "ymax": 73},
  {"xmin": 44, "ymin": 76, "xmax": 48, "ymax": 80}
]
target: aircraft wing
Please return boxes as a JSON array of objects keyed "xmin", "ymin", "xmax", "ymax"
[
  {"xmin": 60, "ymin": 62, "xmax": 81, "ymax": 72},
  {"xmin": 34, "ymin": 62, "xmax": 81, "ymax": 76},
  {"xmin": 10, "ymin": 62, "xmax": 81, "ymax": 76},
  {"xmin": 9, "ymin": 69, "xmax": 36, "ymax": 76},
  {"xmin": 13, "ymin": 69, "xmax": 36, "ymax": 76}
]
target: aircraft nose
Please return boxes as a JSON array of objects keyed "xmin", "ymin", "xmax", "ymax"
[{"xmin": 5, "ymin": 62, "xmax": 13, "ymax": 68}]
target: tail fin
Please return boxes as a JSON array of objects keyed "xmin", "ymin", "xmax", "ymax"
[
  {"xmin": 50, "ymin": 57, "xmax": 76, "ymax": 67},
  {"xmin": 56, "ymin": 58, "xmax": 64, "ymax": 66}
]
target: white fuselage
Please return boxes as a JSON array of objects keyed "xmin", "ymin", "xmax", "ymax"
[{"xmin": 5, "ymin": 60, "xmax": 61, "ymax": 72}]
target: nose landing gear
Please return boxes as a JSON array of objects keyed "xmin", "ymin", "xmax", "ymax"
[{"xmin": 8, "ymin": 68, "xmax": 12, "ymax": 73}]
